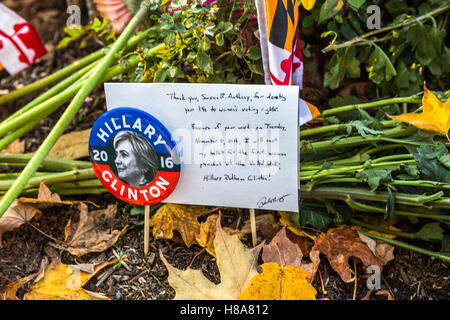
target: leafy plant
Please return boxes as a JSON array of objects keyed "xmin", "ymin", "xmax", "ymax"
[{"xmin": 303, "ymin": 0, "xmax": 449, "ymax": 97}]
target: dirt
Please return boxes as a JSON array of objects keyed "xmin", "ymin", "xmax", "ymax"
[{"xmin": 0, "ymin": 0, "xmax": 449, "ymax": 301}]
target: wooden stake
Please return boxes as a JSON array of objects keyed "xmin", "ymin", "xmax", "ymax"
[
  {"xmin": 144, "ymin": 205, "xmax": 150, "ymax": 256},
  {"xmin": 249, "ymin": 208, "xmax": 257, "ymax": 247}
]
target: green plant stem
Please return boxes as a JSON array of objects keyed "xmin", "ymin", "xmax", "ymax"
[
  {"xmin": 322, "ymin": 3, "xmax": 450, "ymax": 53},
  {"xmin": 14, "ymin": 187, "xmax": 108, "ymax": 197},
  {"xmin": 349, "ymin": 218, "xmax": 417, "ymax": 239},
  {"xmin": 299, "ymin": 185, "xmax": 450, "ymax": 209},
  {"xmin": 357, "ymin": 229, "xmax": 450, "ymax": 262},
  {"xmin": 0, "ymin": 27, "xmax": 152, "ymax": 108},
  {"xmin": 0, "ymin": 4, "xmax": 151, "ymax": 218},
  {"xmin": 0, "ymin": 154, "xmax": 91, "ymax": 171},
  {"xmin": 309, "ymin": 176, "xmax": 450, "ymax": 192},
  {"xmin": 300, "ymin": 119, "xmax": 398, "ymax": 137},
  {"xmin": 0, "ymin": 41, "xmax": 166, "ymax": 142},
  {"xmin": 345, "ymin": 197, "xmax": 450, "ymax": 221},
  {"xmin": 0, "ymin": 168, "xmax": 96, "ymax": 191},
  {"xmin": 1, "ymin": 60, "xmax": 100, "ymax": 127},
  {"xmin": 320, "ymin": 96, "xmax": 421, "ymax": 118},
  {"xmin": 300, "ymin": 126, "xmax": 418, "ymax": 154},
  {"xmin": 0, "ymin": 50, "xmax": 106, "ymax": 106},
  {"xmin": 300, "ymin": 159, "xmax": 416, "ymax": 180}
]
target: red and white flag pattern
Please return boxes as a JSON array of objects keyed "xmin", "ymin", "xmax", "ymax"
[
  {"xmin": 0, "ymin": 3, "xmax": 47, "ymax": 78},
  {"xmin": 255, "ymin": 0, "xmax": 320, "ymax": 126}
]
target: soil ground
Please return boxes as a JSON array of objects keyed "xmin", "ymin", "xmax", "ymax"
[{"xmin": 0, "ymin": 0, "xmax": 448, "ymax": 301}]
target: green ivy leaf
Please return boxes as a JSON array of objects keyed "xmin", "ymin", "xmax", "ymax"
[
  {"xmin": 319, "ymin": 0, "xmax": 344, "ymax": 24},
  {"xmin": 300, "ymin": 208, "xmax": 333, "ymax": 232},
  {"xmin": 347, "ymin": 0, "xmax": 365, "ymax": 9},
  {"xmin": 196, "ymin": 50, "xmax": 213, "ymax": 73},
  {"xmin": 245, "ymin": 46, "xmax": 262, "ymax": 60},
  {"xmin": 366, "ymin": 43, "xmax": 397, "ymax": 84}
]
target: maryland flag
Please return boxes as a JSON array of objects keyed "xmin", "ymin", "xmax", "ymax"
[
  {"xmin": 0, "ymin": 3, "xmax": 47, "ymax": 79},
  {"xmin": 255, "ymin": 0, "xmax": 320, "ymax": 126}
]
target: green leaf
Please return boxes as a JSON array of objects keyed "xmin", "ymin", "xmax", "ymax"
[
  {"xmin": 196, "ymin": 50, "xmax": 213, "ymax": 73},
  {"xmin": 319, "ymin": 0, "xmax": 344, "ymax": 24},
  {"xmin": 441, "ymin": 234, "xmax": 450, "ymax": 254},
  {"xmin": 300, "ymin": 208, "xmax": 333, "ymax": 232},
  {"xmin": 347, "ymin": 0, "xmax": 365, "ymax": 9},
  {"xmin": 414, "ymin": 222, "xmax": 444, "ymax": 242},
  {"xmin": 245, "ymin": 46, "xmax": 262, "ymax": 60},
  {"xmin": 366, "ymin": 43, "xmax": 397, "ymax": 84},
  {"xmin": 218, "ymin": 21, "xmax": 233, "ymax": 33},
  {"xmin": 385, "ymin": 186, "xmax": 396, "ymax": 220},
  {"xmin": 412, "ymin": 143, "xmax": 450, "ymax": 183},
  {"xmin": 356, "ymin": 167, "xmax": 396, "ymax": 191}
]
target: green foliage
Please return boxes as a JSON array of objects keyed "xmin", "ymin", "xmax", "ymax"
[
  {"xmin": 125, "ymin": 0, "xmax": 263, "ymax": 84},
  {"xmin": 303, "ymin": 0, "xmax": 449, "ymax": 96},
  {"xmin": 58, "ymin": 18, "xmax": 117, "ymax": 49},
  {"xmin": 411, "ymin": 143, "xmax": 450, "ymax": 183}
]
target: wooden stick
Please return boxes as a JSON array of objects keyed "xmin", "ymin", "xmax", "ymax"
[
  {"xmin": 144, "ymin": 205, "xmax": 150, "ymax": 256},
  {"xmin": 249, "ymin": 208, "xmax": 257, "ymax": 247}
]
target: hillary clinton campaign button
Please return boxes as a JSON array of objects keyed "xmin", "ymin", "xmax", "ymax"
[{"xmin": 89, "ymin": 107, "xmax": 180, "ymax": 205}]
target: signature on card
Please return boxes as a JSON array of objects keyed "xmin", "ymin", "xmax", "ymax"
[{"xmin": 256, "ymin": 194, "xmax": 291, "ymax": 209}]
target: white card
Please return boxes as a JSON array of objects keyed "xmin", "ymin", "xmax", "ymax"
[{"xmin": 104, "ymin": 83, "xmax": 299, "ymax": 212}]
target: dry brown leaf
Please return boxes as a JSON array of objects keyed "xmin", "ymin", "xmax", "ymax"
[
  {"xmin": 375, "ymin": 289, "xmax": 395, "ymax": 300},
  {"xmin": 48, "ymin": 129, "xmax": 90, "ymax": 160},
  {"xmin": 0, "ymin": 140, "xmax": 24, "ymax": 154},
  {"xmin": 240, "ymin": 213, "xmax": 277, "ymax": 234},
  {"xmin": 238, "ymin": 263, "xmax": 317, "ymax": 300},
  {"xmin": 262, "ymin": 227, "xmax": 318, "ymax": 283},
  {"xmin": 161, "ymin": 216, "xmax": 263, "ymax": 300},
  {"xmin": 0, "ymin": 200, "xmax": 42, "ymax": 246},
  {"xmin": 150, "ymin": 204, "xmax": 217, "ymax": 247},
  {"xmin": 375, "ymin": 242, "xmax": 395, "ymax": 266},
  {"xmin": 0, "ymin": 273, "xmax": 39, "ymax": 300},
  {"xmin": 23, "ymin": 261, "xmax": 114, "ymax": 300},
  {"xmin": 52, "ymin": 203, "xmax": 127, "ymax": 256},
  {"xmin": 262, "ymin": 226, "xmax": 302, "ymax": 267},
  {"xmin": 313, "ymin": 226, "xmax": 383, "ymax": 283}
]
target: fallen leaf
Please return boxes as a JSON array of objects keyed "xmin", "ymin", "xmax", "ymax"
[
  {"xmin": 313, "ymin": 226, "xmax": 383, "ymax": 283},
  {"xmin": 356, "ymin": 229, "xmax": 395, "ymax": 266},
  {"xmin": 238, "ymin": 263, "xmax": 317, "ymax": 300},
  {"xmin": 0, "ymin": 140, "xmax": 24, "ymax": 154},
  {"xmin": 0, "ymin": 273, "xmax": 38, "ymax": 300},
  {"xmin": 150, "ymin": 204, "xmax": 217, "ymax": 247},
  {"xmin": 262, "ymin": 227, "xmax": 302, "ymax": 267},
  {"xmin": 386, "ymin": 84, "xmax": 450, "ymax": 140},
  {"xmin": 52, "ymin": 203, "xmax": 127, "ymax": 256},
  {"xmin": 361, "ymin": 289, "xmax": 373, "ymax": 300},
  {"xmin": 161, "ymin": 216, "xmax": 263, "ymax": 300},
  {"xmin": 195, "ymin": 214, "xmax": 246, "ymax": 257},
  {"xmin": 48, "ymin": 129, "xmax": 91, "ymax": 160},
  {"xmin": 240, "ymin": 213, "xmax": 277, "ymax": 235},
  {"xmin": 375, "ymin": 289, "xmax": 395, "ymax": 300},
  {"xmin": 0, "ymin": 200, "xmax": 42, "ymax": 246},
  {"xmin": 375, "ymin": 242, "xmax": 395, "ymax": 266},
  {"xmin": 262, "ymin": 227, "xmax": 318, "ymax": 283},
  {"xmin": 23, "ymin": 261, "xmax": 115, "ymax": 300}
]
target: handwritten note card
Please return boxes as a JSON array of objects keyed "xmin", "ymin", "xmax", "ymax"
[{"xmin": 104, "ymin": 83, "xmax": 299, "ymax": 212}]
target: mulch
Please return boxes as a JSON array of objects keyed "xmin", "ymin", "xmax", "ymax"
[{"xmin": 0, "ymin": 0, "xmax": 448, "ymax": 301}]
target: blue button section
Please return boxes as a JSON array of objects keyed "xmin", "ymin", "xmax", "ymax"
[{"xmin": 89, "ymin": 107, "xmax": 177, "ymax": 154}]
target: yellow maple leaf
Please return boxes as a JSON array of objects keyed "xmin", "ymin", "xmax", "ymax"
[
  {"xmin": 160, "ymin": 216, "xmax": 263, "ymax": 300},
  {"xmin": 23, "ymin": 261, "xmax": 115, "ymax": 300},
  {"xmin": 149, "ymin": 204, "xmax": 217, "ymax": 247},
  {"xmin": 386, "ymin": 84, "xmax": 450, "ymax": 141},
  {"xmin": 238, "ymin": 263, "xmax": 317, "ymax": 300},
  {"xmin": 301, "ymin": 0, "xmax": 317, "ymax": 10}
]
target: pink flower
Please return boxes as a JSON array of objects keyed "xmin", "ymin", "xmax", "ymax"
[{"xmin": 93, "ymin": 0, "xmax": 132, "ymax": 33}]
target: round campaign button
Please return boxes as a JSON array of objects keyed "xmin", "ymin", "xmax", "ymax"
[{"xmin": 89, "ymin": 107, "xmax": 180, "ymax": 205}]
